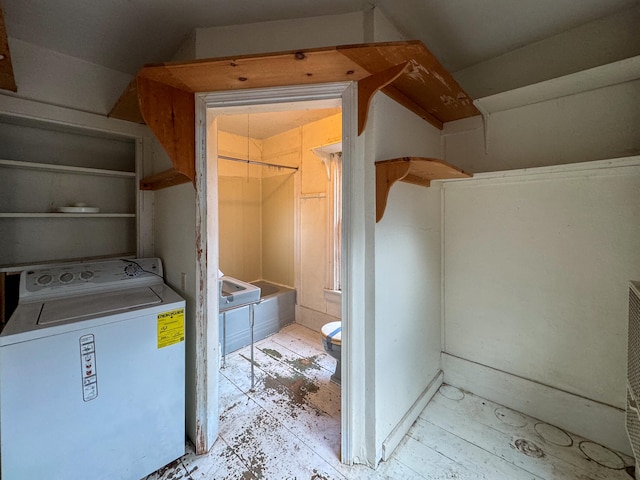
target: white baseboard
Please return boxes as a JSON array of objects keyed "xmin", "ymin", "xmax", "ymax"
[
  {"xmin": 381, "ymin": 370, "xmax": 444, "ymax": 461},
  {"xmin": 442, "ymin": 353, "xmax": 631, "ymax": 456},
  {"xmin": 295, "ymin": 305, "xmax": 339, "ymax": 332}
]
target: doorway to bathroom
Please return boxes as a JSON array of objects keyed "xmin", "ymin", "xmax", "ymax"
[
  {"xmin": 196, "ymin": 82, "xmax": 371, "ymax": 464},
  {"xmin": 214, "ymin": 102, "xmax": 344, "ymax": 462}
]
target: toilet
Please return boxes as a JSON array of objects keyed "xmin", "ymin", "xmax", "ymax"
[{"xmin": 321, "ymin": 321, "xmax": 342, "ymax": 384}]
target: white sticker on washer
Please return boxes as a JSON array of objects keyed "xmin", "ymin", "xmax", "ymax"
[{"xmin": 79, "ymin": 334, "xmax": 98, "ymax": 401}]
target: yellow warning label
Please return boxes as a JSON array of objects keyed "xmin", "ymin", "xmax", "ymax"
[{"xmin": 157, "ymin": 308, "xmax": 185, "ymax": 349}]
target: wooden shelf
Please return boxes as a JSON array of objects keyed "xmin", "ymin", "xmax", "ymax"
[
  {"xmin": 376, "ymin": 157, "xmax": 471, "ymax": 222},
  {"xmin": 139, "ymin": 168, "xmax": 192, "ymax": 190},
  {"xmin": 0, "ymin": 159, "xmax": 135, "ymax": 178},
  {"xmin": 0, "ymin": 213, "xmax": 136, "ymax": 218},
  {"xmin": 109, "ymin": 41, "xmax": 480, "ymax": 190}
]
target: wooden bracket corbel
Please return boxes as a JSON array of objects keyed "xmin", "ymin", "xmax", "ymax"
[
  {"xmin": 376, "ymin": 157, "xmax": 471, "ymax": 222},
  {"xmin": 137, "ymin": 75, "xmax": 196, "ymax": 190},
  {"xmin": 376, "ymin": 160, "xmax": 412, "ymax": 222},
  {"xmin": 0, "ymin": 3, "xmax": 17, "ymax": 92},
  {"xmin": 357, "ymin": 62, "xmax": 409, "ymax": 135}
]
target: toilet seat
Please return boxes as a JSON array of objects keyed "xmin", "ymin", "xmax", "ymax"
[{"xmin": 321, "ymin": 321, "xmax": 341, "ymax": 345}]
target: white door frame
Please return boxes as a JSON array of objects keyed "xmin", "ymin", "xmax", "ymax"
[{"xmin": 194, "ymin": 81, "xmax": 376, "ymax": 465}]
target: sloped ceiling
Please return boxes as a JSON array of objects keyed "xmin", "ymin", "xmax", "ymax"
[{"xmin": 2, "ymin": 0, "xmax": 637, "ymax": 80}]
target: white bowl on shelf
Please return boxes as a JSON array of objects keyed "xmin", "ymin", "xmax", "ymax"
[{"xmin": 56, "ymin": 205, "xmax": 100, "ymax": 213}]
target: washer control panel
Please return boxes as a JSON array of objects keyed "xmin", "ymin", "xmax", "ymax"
[{"xmin": 20, "ymin": 258, "xmax": 164, "ymax": 301}]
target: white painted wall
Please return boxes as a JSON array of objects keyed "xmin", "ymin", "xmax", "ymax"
[
  {"xmin": 150, "ymin": 140, "xmax": 200, "ymax": 443},
  {"xmin": 370, "ymin": 93, "xmax": 443, "ymax": 458},
  {"xmin": 441, "ymin": 57, "xmax": 640, "ymax": 453},
  {"xmin": 453, "ymin": 6, "xmax": 640, "ymax": 98},
  {"xmin": 188, "ymin": 7, "xmax": 403, "ymax": 60},
  {"xmin": 194, "ymin": 13, "xmax": 365, "ymax": 59},
  {"xmin": 7, "ymin": 38, "xmax": 133, "ymax": 116},
  {"xmin": 441, "ymin": 160, "xmax": 640, "ymax": 452},
  {"xmin": 444, "ymin": 79, "xmax": 640, "ymax": 173}
]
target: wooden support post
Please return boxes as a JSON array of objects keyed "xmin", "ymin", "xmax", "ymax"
[{"xmin": 357, "ymin": 62, "xmax": 409, "ymax": 135}]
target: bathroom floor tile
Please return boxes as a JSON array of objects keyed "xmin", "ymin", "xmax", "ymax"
[{"xmin": 145, "ymin": 323, "xmax": 633, "ymax": 480}]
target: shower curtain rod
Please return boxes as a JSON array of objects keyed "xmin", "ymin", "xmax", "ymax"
[{"xmin": 218, "ymin": 155, "xmax": 298, "ymax": 171}]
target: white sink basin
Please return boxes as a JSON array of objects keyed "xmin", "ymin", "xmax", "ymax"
[{"xmin": 219, "ymin": 276, "xmax": 261, "ymax": 312}]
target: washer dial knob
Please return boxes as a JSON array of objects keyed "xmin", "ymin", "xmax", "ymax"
[
  {"xmin": 59, "ymin": 272, "xmax": 74, "ymax": 283},
  {"xmin": 80, "ymin": 270, "xmax": 94, "ymax": 281},
  {"xmin": 36, "ymin": 274, "xmax": 53, "ymax": 286}
]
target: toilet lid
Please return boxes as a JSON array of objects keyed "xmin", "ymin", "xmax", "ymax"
[{"xmin": 321, "ymin": 321, "xmax": 341, "ymax": 345}]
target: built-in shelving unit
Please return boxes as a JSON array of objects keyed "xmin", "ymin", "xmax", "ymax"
[
  {"xmin": 0, "ymin": 213, "xmax": 137, "ymax": 218},
  {"xmin": 0, "ymin": 114, "xmax": 138, "ymax": 267},
  {"xmin": 376, "ymin": 157, "xmax": 471, "ymax": 222}
]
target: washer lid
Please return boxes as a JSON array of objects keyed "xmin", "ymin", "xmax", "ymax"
[{"xmin": 38, "ymin": 287, "xmax": 162, "ymax": 325}]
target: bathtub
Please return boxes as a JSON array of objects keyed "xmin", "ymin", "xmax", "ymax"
[{"xmin": 219, "ymin": 280, "xmax": 296, "ymax": 355}]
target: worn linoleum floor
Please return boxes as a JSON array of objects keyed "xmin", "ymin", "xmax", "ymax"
[{"xmin": 146, "ymin": 323, "xmax": 635, "ymax": 480}]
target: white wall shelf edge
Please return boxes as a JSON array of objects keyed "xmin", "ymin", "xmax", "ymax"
[
  {"xmin": 475, "ymin": 55, "xmax": 640, "ymax": 114},
  {"xmin": 0, "ymin": 159, "xmax": 135, "ymax": 177},
  {"xmin": 0, "ymin": 213, "xmax": 136, "ymax": 218}
]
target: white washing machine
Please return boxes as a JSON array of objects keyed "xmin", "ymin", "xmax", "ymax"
[{"xmin": 0, "ymin": 258, "xmax": 186, "ymax": 480}]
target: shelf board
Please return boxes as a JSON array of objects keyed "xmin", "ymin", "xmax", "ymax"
[
  {"xmin": 0, "ymin": 159, "xmax": 136, "ymax": 178},
  {"xmin": 109, "ymin": 41, "xmax": 480, "ymax": 190},
  {"xmin": 139, "ymin": 168, "xmax": 192, "ymax": 190},
  {"xmin": 0, "ymin": 213, "xmax": 136, "ymax": 218},
  {"xmin": 376, "ymin": 157, "xmax": 471, "ymax": 222}
]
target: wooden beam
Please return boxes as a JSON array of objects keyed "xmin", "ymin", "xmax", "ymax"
[
  {"xmin": 137, "ymin": 76, "xmax": 195, "ymax": 186},
  {"xmin": 357, "ymin": 62, "xmax": 409, "ymax": 135},
  {"xmin": 0, "ymin": 1, "xmax": 17, "ymax": 92}
]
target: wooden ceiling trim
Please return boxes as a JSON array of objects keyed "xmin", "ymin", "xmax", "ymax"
[
  {"xmin": 0, "ymin": 2, "xmax": 17, "ymax": 93},
  {"xmin": 139, "ymin": 48, "xmax": 368, "ymax": 92},
  {"xmin": 109, "ymin": 41, "xmax": 480, "ymax": 128},
  {"xmin": 110, "ymin": 41, "xmax": 480, "ymax": 190}
]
